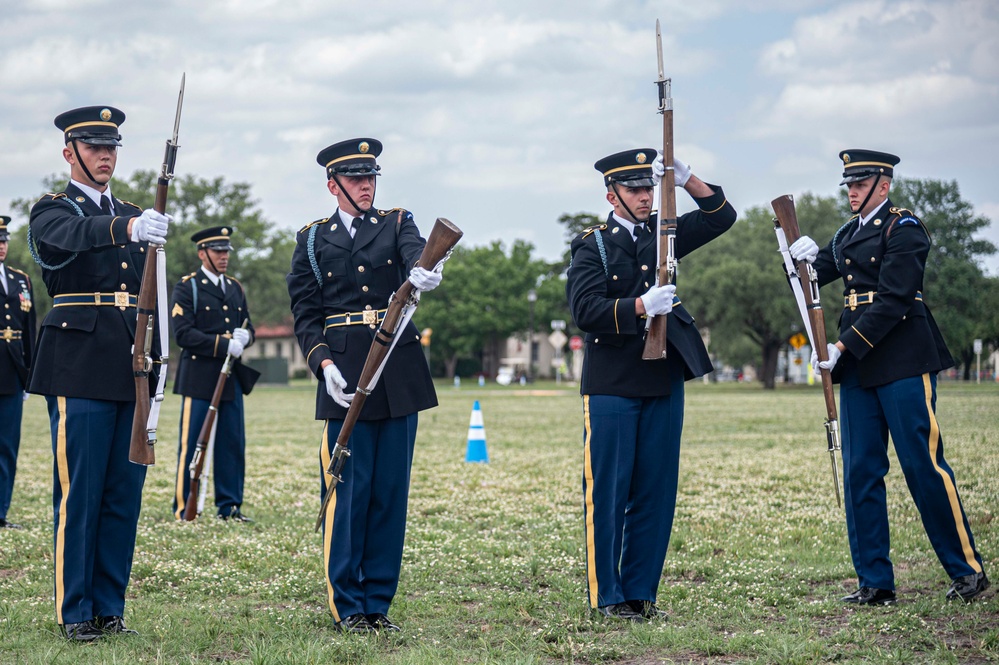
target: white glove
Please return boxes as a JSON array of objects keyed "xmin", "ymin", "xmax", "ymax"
[
  {"xmin": 789, "ymin": 236, "xmax": 819, "ymax": 264},
  {"xmin": 810, "ymin": 343, "xmax": 842, "ymax": 379},
  {"xmin": 130, "ymin": 209, "xmax": 171, "ymax": 244},
  {"xmin": 409, "ymin": 266, "xmax": 442, "ymax": 292},
  {"xmin": 640, "ymin": 283, "xmax": 676, "ymax": 317},
  {"xmin": 227, "ymin": 338, "xmax": 245, "ymax": 358},
  {"xmin": 22, "ymin": 391, "xmax": 29, "ymax": 402},
  {"xmin": 323, "ymin": 363, "xmax": 354, "ymax": 408},
  {"xmin": 232, "ymin": 327, "xmax": 251, "ymax": 346},
  {"xmin": 652, "ymin": 152, "xmax": 666, "ymax": 186},
  {"xmin": 673, "ymin": 157, "xmax": 691, "ymax": 187}
]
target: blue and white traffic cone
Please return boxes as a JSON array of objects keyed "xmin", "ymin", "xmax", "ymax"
[{"xmin": 465, "ymin": 400, "xmax": 489, "ymax": 463}]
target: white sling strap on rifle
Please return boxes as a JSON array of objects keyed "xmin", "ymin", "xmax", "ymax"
[{"xmin": 145, "ymin": 246, "xmax": 170, "ymax": 440}]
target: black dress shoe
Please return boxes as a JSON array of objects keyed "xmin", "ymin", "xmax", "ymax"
[
  {"xmin": 335, "ymin": 613, "xmax": 375, "ymax": 634},
  {"xmin": 366, "ymin": 613, "xmax": 401, "ymax": 632},
  {"xmin": 0, "ymin": 518, "xmax": 22, "ymax": 529},
  {"xmin": 841, "ymin": 587, "xmax": 896, "ymax": 606},
  {"xmin": 217, "ymin": 507, "xmax": 253, "ymax": 523},
  {"xmin": 947, "ymin": 572, "xmax": 990, "ymax": 602},
  {"xmin": 627, "ymin": 600, "xmax": 668, "ymax": 621},
  {"xmin": 595, "ymin": 602, "xmax": 645, "ymax": 622},
  {"xmin": 95, "ymin": 615, "xmax": 138, "ymax": 635},
  {"xmin": 61, "ymin": 620, "xmax": 103, "ymax": 641}
]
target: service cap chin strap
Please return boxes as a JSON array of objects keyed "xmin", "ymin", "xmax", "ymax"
[
  {"xmin": 855, "ymin": 173, "xmax": 883, "ymax": 218},
  {"xmin": 331, "ymin": 173, "xmax": 376, "ymax": 216},
  {"xmin": 70, "ymin": 140, "xmax": 101, "ymax": 188},
  {"xmin": 611, "ymin": 182, "xmax": 651, "ymax": 226}
]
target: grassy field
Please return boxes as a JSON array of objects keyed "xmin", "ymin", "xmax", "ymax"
[{"xmin": 0, "ymin": 378, "xmax": 996, "ymax": 664}]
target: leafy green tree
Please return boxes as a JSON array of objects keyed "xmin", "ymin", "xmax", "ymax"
[
  {"xmin": 10, "ymin": 171, "xmax": 295, "ymax": 325},
  {"xmin": 416, "ymin": 240, "xmax": 551, "ymax": 378}
]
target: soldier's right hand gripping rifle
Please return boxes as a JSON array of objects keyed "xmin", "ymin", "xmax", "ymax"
[
  {"xmin": 314, "ymin": 217, "xmax": 463, "ymax": 532},
  {"xmin": 643, "ymin": 19, "xmax": 678, "ymax": 361},
  {"xmin": 772, "ymin": 194, "xmax": 842, "ymax": 508},
  {"xmin": 130, "ymin": 74, "xmax": 185, "ymax": 466}
]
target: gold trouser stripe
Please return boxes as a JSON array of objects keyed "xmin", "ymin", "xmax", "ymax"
[
  {"xmin": 613, "ymin": 299, "xmax": 620, "ymax": 334},
  {"xmin": 319, "ymin": 422, "xmax": 340, "ymax": 621},
  {"xmin": 54, "ymin": 397, "xmax": 70, "ymax": 624},
  {"xmin": 923, "ymin": 374, "xmax": 981, "ymax": 573},
  {"xmin": 582, "ymin": 396, "xmax": 599, "ymax": 608},
  {"xmin": 174, "ymin": 397, "xmax": 193, "ymax": 520}
]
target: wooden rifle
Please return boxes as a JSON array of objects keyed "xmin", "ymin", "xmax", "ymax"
[
  {"xmin": 182, "ymin": 320, "xmax": 247, "ymax": 521},
  {"xmin": 314, "ymin": 217, "xmax": 463, "ymax": 532},
  {"xmin": 642, "ymin": 19, "xmax": 676, "ymax": 360},
  {"xmin": 772, "ymin": 194, "xmax": 842, "ymax": 508},
  {"xmin": 130, "ymin": 74, "xmax": 185, "ymax": 466}
]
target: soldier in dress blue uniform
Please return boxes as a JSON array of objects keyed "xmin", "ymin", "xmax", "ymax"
[
  {"xmin": 28, "ymin": 106, "xmax": 171, "ymax": 640},
  {"xmin": 0, "ymin": 216, "xmax": 36, "ymax": 530},
  {"xmin": 790, "ymin": 149, "xmax": 989, "ymax": 604},
  {"xmin": 171, "ymin": 226, "xmax": 260, "ymax": 522},
  {"xmin": 287, "ymin": 138, "xmax": 441, "ymax": 633},
  {"xmin": 566, "ymin": 149, "xmax": 737, "ymax": 621}
]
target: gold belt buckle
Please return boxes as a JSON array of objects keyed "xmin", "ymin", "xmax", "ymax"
[
  {"xmin": 115, "ymin": 291, "xmax": 130, "ymax": 308},
  {"xmin": 2, "ymin": 327, "xmax": 12, "ymax": 342},
  {"xmin": 362, "ymin": 310, "xmax": 377, "ymax": 325},
  {"xmin": 846, "ymin": 293, "xmax": 858, "ymax": 310}
]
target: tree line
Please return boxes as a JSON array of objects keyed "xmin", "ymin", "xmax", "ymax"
[{"xmin": 7, "ymin": 173, "xmax": 997, "ymax": 386}]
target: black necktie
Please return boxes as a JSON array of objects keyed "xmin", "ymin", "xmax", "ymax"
[
  {"xmin": 351, "ymin": 217, "xmax": 362, "ymax": 237},
  {"xmin": 101, "ymin": 196, "xmax": 113, "ymax": 215},
  {"xmin": 633, "ymin": 224, "xmax": 643, "ymax": 241}
]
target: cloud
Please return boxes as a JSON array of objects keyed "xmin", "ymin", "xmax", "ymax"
[{"xmin": 1, "ymin": 1, "xmax": 996, "ymax": 267}]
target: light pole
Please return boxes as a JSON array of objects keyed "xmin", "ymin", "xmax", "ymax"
[{"xmin": 527, "ymin": 289, "xmax": 537, "ymax": 383}]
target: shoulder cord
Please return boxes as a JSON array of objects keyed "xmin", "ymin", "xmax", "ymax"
[
  {"xmin": 191, "ymin": 276, "xmax": 198, "ymax": 310},
  {"xmin": 27, "ymin": 198, "xmax": 84, "ymax": 270},
  {"xmin": 829, "ymin": 219, "xmax": 852, "ymax": 270},
  {"xmin": 307, "ymin": 223, "xmax": 322, "ymax": 287},
  {"xmin": 593, "ymin": 229, "xmax": 609, "ymax": 277}
]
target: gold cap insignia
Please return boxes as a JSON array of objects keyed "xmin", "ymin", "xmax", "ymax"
[
  {"xmin": 359, "ymin": 141, "xmax": 370, "ymax": 153},
  {"xmin": 100, "ymin": 108, "xmax": 112, "ymax": 121},
  {"xmin": 843, "ymin": 153, "xmax": 851, "ymax": 164},
  {"xmin": 636, "ymin": 153, "xmax": 647, "ymax": 164},
  {"xmin": 222, "ymin": 228, "xmax": 229, "ymax": 235}
]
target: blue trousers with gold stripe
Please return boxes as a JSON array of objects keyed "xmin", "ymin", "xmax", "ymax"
[
  {"xmin": 0, "ymin": 379, "xmax": 25, "ymax": 521},
  {"xmin": 172, "ymin": 382, "xmax": 246, "ymax": 519},
  {"xmin": 840, "ymin": 369, "xmax": 984, "ymax": 590},
  {"xmin": 582, "ymin": 376, "xmax": 685, "ymax": 608},
  {"xmin": 47, "ymin": 396, "xmax": 146, "ymax": 625},
  {"xmin": 319, "ymin": 414, "xmax": 417, "ymax": 622}
]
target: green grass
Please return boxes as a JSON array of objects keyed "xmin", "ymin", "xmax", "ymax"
[{"xmin": 0, "ymin": 379, "xmax": 996, "ymax": 664}]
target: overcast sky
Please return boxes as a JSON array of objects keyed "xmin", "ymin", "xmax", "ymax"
[{"xmin": 2, "ymin": 0, "xmax": 997, "ymax": 273}]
